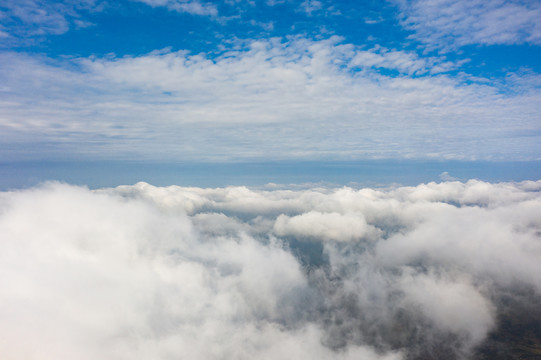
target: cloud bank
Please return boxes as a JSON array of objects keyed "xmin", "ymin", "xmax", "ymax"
[
  {"xmin": 1, "ymin": 180, "xmax": 540, "ymax": 359},
  {"xmin": 1, "ymin": 36, "xmax": 540, "ymax": 161}
]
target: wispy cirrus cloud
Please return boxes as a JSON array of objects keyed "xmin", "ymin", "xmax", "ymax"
[
  {"xmin": 299, "ymin": 0, "xmax": 323, "ymax": 15},
  {"xmin": 1, "ymin": 180, "xmax": 540, "ymax": 359},
  {"xmin": 0, "ymin": 0, "xmax": 102, "ymax": 39},
  {"xmin": 133, "ymin": 0, "xmax": 218, "ymax": 17},
  {"xmin": 349, "ymin": 46, "xmax": 459, "ymax": 75},
  {"xmin": 394, "ymin": 0, "xmax": 541, "ymax": 50},
  {"xmin": 0, "ymin": 0, "xmax": 220, "ymax": 43}
]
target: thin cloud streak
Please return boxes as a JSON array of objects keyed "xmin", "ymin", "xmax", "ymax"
[{"xmin": 133, "ymin": 0, "xmax": 218, "ymax": 17}]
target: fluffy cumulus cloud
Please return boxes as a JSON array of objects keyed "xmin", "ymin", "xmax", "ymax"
[
  {"xmin": 1, "ymin": 180, "xmax": 541, "ymax": 359},
  {"xmin": 274, "ymin": 211, "xmax": 380, "ymax": 242},
  {"xmin": 395, "ymin": 0, "xmax": 541, "ymax": 49},
  {"xmin": 1, "ymin": 36, "xmax": 540, "ymax": 161}
]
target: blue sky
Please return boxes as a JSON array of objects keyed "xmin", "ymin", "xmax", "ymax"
[
  {"xmin": 1, "ymin": 0, "xmax": 541, "ymax": 186},
  {"xmin": 3, "ymin": 4, "xmax": 541, "ymax": 357}
]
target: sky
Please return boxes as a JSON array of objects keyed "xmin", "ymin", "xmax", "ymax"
[
  {"xmin": 1, "ymin": 0, "xmax": 540, "ymax": 181},
  {"xmin": 2, "ymin": 3, "xmax": 541, "ymax": 359}
]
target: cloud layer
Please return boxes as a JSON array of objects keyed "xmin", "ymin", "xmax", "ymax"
[
  {"xmin": 1, "ymin": 180, "xmax": 540, "ymax": 359},
  {"xmin": 1, "ymin": 1, "xmax": 540, "ymax": 162},
  {"xmin": 0, "ymin": 0, "xmax": 102, "ymax": 40},
  {"xmin": 395, "ymin": 0, "xmax": 541, "ymax": 49},
  {"xmin": 133, "ymin": 0, "xmax": 218, "ymax": 17},
  {"xmin": 1, "ymin": 36, "xmax": 540, "ymax": 161}
]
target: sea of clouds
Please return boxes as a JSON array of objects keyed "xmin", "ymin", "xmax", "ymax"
[{"xmin": 1, "ymin": 180, "xmax": 540, "ymax": 359}]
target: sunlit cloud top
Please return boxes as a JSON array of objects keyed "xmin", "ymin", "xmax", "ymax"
[{"xmin": 1, "ymin": 180, "xmax": 541, "ymax": 358}]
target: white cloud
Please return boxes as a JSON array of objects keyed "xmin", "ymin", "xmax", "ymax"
[
  {"xmin": 399, "ymin": 273, "xmax": 495, "ymax": 346},
  {"xmin": 0, "ymin": 36, "xmax": 540, "ymax": 161},
  {"xmin": 394, "ymin": 0, "xmax": 541, "ymax": 50},
  {"xmin": 349, "ymin": 46, "xmax": 458, "ymax": 75},
  {"xmin": 249, "ymin": 19, "xmax": 274, "ymax": 31},
  {"xmin": 274, "ymin": 211, "xmax": 380, "ymax": 242},
  {"xmin": 0, "ymin": 0, "xmax": 103, "ymax": 37},
  {"xmin": 438, "ymin": 171, "xmax": 457, "ymax": 181},
  {"xmin": 266, "ymin": 0, "xmax": 285, "ymax": 6},
  {"xmin": 0, "ymin": 182, "xmax": 404, "ymax": 360},
  {"xmin": 300, "ymin": 0, "xmax": 323, "ymax": 15},
  {"xmin": 1, "ymin": 180, "xmax": 540, "ymax": 358},
  {"xmin": 133, "ymin": 0, "xmax": 218, "ymax": 17}
]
